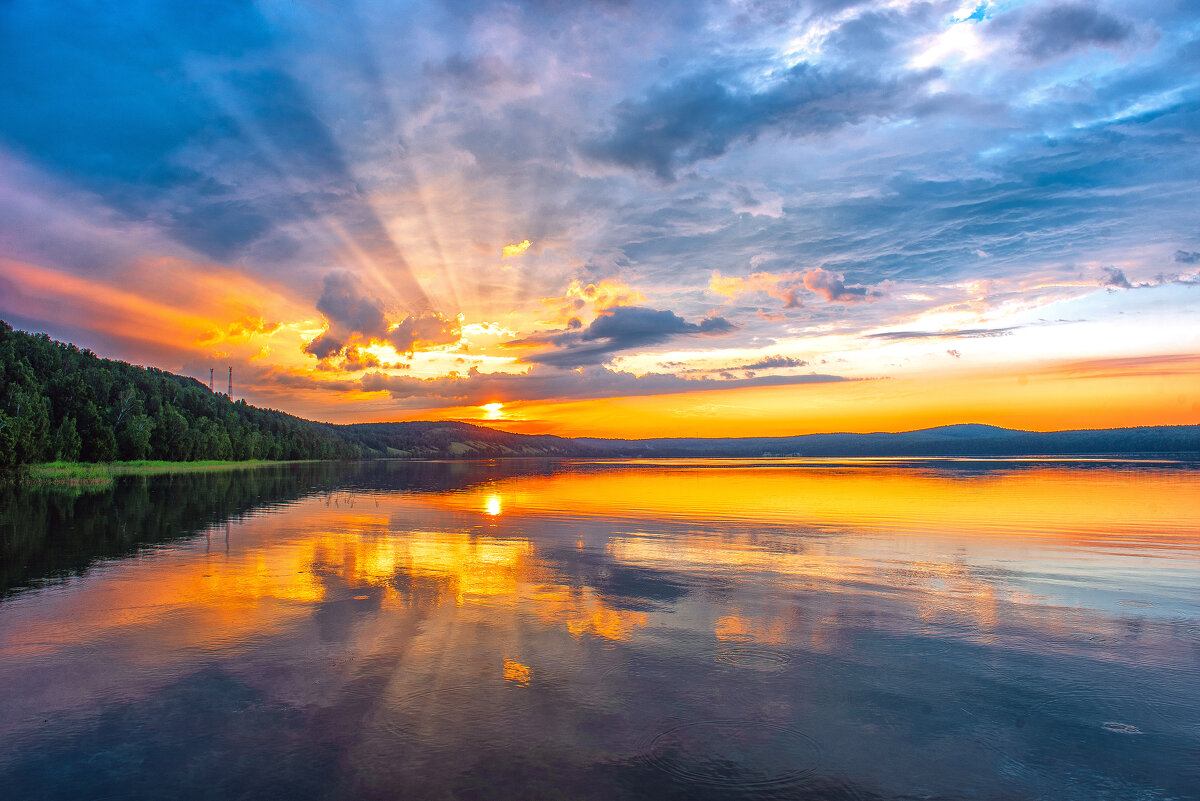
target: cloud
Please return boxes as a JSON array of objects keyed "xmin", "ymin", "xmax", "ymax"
[
  {"xmin": 582, "ymin": 62, "xmax": 934, "ymax": 179},
  {"xmin": 314, "ymin": 271, "xmax": 389, "ymax": 341},
  {"xmin": 423, "ymin": 52, "xmax": 528, "ymax": 91},
  {"xmin": 511, "ymin": 305, "xmax": 735, "ymax": 368},
  {"xmin": 502, "ymin": 239, "xmax": 532, "ymax": 258},
  {"xmin": 802, "ymin": 268, "xmax": 884, "ymax": 303},
  {"xmin": 537, "ymin": 279, "xmax": 648, "ymax": 327},
  {"xmin": 1014, "ymin": 3, "xmax": 1136, "ymax": 61},
  {"xmin": 741, "ymin": 355, "xmax": 808, "ymax": 370},
  {"xmin": 865, "ymin": 327, "xmax": 1018, "ymax": 341},
  {"xmin": 711, "ymin": 268, "xmax": 883, "ymax": 307},
  {"xmin": 1099, "ymin": 265, "xmax": 1200, "ymax": 291},
  {"xmin": 564, "ymin": 279, "xmax": 645, "ymax": 311},
  {"xmin": 1175, "ymin": 250, "xmax": 1200, "ymax": 265},
  {"xmin": 361, "ymin": 364, "xmax": 852, "ymax": 407},
  {"xmin": 198, "ymin": 315, "xmax": 280, "ymax": 346},
  {"xmin": 682, "ymin": 354, "xmax": 809, "ymax": 375},
  {"xmin": 338, "ymin": 346, "xmax": 381, "ymax": 373},
  {"xmin": 387, "ymin": 311, "xmax": 459, "ymax": 354},
  {"xmin": 303, "ymin": 331, "xmax": 345, "ymax": 361},
  {"xmin": 1048, "ymin": 353, "xmax": 1200, "ymax": 380},
  {"xmin": 1100, "ymin": 266, "xmax": 1135, "ymax": 289},
  {"xmin": 304, "ymin": 271, "xmax": 457, "ymax": 360},
  {"xmin": 711, "ymin": 270, "xmax": 808, "ymax": 308}
]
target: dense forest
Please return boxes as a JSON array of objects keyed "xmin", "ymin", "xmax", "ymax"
[{"xmin": 0, "ymin": 321, "xmax": 358, "ymax": 470}]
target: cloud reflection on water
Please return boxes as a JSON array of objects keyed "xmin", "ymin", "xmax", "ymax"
[{"xmin": 0, "ymin": 460, "xmax": 1197, "ymax": 799}]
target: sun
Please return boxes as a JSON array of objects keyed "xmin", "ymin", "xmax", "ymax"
[{"xmin": 481, "ymin": 402, "xmax": 504, "ymax": 420}]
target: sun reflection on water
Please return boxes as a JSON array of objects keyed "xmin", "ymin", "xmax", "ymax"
[{"xmin": 503, "ymin": 658, "xmax": 532, "ymax": 686}]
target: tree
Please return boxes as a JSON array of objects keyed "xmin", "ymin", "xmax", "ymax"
[
  {"xmin": 53, "ymin": 416, "xmax": 81, "ymax": 461},
  {"xmin": 117, "ymin": 414, "xmax": 155, "ymax": 460}
]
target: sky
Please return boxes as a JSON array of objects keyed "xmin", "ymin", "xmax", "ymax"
[{"xmin": 1, "ymin": 0, "xmax": 1198, "ymax": 437}]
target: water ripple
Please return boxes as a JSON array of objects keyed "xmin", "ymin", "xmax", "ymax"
[{"xmin": 641, "ymin": 720, "xmax": 823, "ymax": 792}]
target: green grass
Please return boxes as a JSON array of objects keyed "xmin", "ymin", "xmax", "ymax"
[{"xmin": 23, "ymin": 459, "xmax": 317, "ymax": 485}]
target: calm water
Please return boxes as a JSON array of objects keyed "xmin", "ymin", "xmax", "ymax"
[{"xmin": 1, "ymin": 459, "xmax": 1198, "ymax": 800}]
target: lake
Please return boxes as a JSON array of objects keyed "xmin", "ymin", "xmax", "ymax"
[{"xmin": 1, "ymin": 459, "xmax": 1198, "ymax": 800}]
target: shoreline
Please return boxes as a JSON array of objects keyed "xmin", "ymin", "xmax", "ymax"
[{"xmin": 19, "ymin": 459, "xmax": 322, "ymax": 486}]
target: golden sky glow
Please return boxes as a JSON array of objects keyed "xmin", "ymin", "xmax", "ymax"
[{"xmin": 4, "ymin": 246, "xmax": 1197, "ymax": 436}]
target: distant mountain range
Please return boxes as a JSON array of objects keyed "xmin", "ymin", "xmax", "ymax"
[{"xmin": 344, "ymin": 420, "xmax": 1200, "ymax": 459}]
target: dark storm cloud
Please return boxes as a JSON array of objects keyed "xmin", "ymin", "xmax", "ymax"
[
  {"xmin": 1175, "ymin": 250, "xmax": 1200, "ymax": 264},
  {"xmin": 360, "ymin": 364, "xmax": 851, "ymax": 407},
  {"xmin": 581, "ymin": 62, "xmax": 936, "ymax": 179},
  {"xmin": 510, "ymin": 306, "xmax": 734, "ymax": 368},
  {"xmin": 1014, "ymin": 3, "xmax": 1136, "ymax": 61}
]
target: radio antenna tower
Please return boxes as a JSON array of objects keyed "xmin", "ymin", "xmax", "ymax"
[
  {"xmin": 227, "ymin": 367, "xmax": 233, "ymax": 398},
  {"xmin": 209, "ymin": 368, "xmax": 214, "ymax": 392}
]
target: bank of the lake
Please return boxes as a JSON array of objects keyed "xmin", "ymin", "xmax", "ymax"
[{"xmin": 23, "ymin": 459, "xmax": 322, "ymax": 486}]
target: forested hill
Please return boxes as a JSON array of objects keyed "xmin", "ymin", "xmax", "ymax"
[
  {"xmin": 0, "ymin": 321, "xmax": 601, "ymax": 470},
  {"xmin": 335, "ymin": 421, "xmax": 594, "ymax": 459},
  {"xmin": 0, "ymin": 321, "xmax": 357, "ymax": 468}
]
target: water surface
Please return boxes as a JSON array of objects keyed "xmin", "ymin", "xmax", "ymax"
[{"xmin": 1, "ymin": 459, "xmax": 1198, "ymax": 800}]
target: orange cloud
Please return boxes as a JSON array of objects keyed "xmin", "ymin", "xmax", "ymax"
[
  {"xmin": 710, "ymin": 269, "xmax": 807, "ymax": 308},
  {"xmin": 537, "ymin": 278, "xmax": 648, "ymax": 326},
  {"xmin": 198, "ymin": 316, "xmax": 282, "ymax": 346}
]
